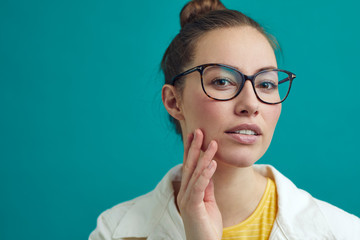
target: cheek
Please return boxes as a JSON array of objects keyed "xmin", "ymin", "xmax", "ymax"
[
  {"xmin": 263, "ymin": 104, "xmax": 281, "ymax": 135},
  {"xmin": 182, "ymin": 93, "xmax": 227, "ymax": 147},
  {"xmin": 181, "ymin": 79, "xmax": 217, "ymax": 130},
  {"xmin": 184, "ymin": 96, "xmax": 224, "ymax": 130}
]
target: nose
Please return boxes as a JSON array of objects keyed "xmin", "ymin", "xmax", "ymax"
[{"xmin": 234, "ymin": 80, "xmax": 259, "ymax": 117}]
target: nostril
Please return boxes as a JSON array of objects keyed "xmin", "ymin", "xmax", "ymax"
[{"xmin": 237, "ymin": 108, "xmax": 259, "ymax": 116}]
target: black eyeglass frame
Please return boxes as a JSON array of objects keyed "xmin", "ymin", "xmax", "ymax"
[{"xmin": 171, "ymin": 63, "xmax": 296, "ymax": 104}]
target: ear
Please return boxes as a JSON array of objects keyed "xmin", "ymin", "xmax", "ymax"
[{"xmin": 162, "ymin": 84, "xmax": 184, "ymax": 121}]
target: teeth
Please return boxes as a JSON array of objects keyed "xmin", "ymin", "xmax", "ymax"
[{"xmin": 234, "ymin": 130, "xmax": 257, "ymax": 135}]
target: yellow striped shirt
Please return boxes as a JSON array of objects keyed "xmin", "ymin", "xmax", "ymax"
[{"xmin": 222, "ymin": 178, "xmax": 277, "ymax": 240}]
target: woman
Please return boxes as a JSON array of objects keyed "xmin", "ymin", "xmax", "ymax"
[{"xmin": 89, "ymin": 0, "xmax": 360, "ymax": 239}]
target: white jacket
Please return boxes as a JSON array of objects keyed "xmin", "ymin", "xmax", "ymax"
[{"xmin": 89, "ymin": 165, "xmax": 360, "ymax": 240}]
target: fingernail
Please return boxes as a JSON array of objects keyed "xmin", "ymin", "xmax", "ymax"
[
  {"xmin": 207, "ymin": 160, "xmax": 214, "ymax": 169},
  {"xmin": 208, "ymin": 140, "xmax": 214, "ymax": 149}
]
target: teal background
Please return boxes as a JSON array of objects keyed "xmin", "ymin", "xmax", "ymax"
[{"xmin": 1, "ymin": 0, "xmax": 359, "ymax": 239}]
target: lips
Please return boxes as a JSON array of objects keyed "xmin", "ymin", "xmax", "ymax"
[
  {"xmin": 232, "ymin": 129, "xmax": 257, "ymax": 135},
  {"xmin": 225, "ymin": 124, "xmax": 262, "ymax": 144},
  {"xmin": 225, "ymin": 124, "xmax": 262, "ymax": 135}
]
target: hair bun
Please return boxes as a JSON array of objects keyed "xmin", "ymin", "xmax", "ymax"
[{"xmin": 180, "ymin": 0, "xmax": 226, "ymax": 28}]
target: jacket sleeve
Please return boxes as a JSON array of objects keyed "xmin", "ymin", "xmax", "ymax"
[
  {"xmin": 88, "ymin": 200, "xmax": 137, "ymax": 240},
  {"xmin": 89, "ymin": 210, "xmax": 116, "ymax": 240},
  {"xmin": 316, "ymin": 199, "xmax": 360, "ymax": 239}
]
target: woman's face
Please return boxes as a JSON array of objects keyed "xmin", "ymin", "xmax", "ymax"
[{"xmin": 178, "ymin": 26, "xmax": 281, "ymax": 167}]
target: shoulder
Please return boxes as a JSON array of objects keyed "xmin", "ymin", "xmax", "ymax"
[
  {"xmin": 89, "ymin": 193, "xmax": 153, "ymax": 240},
  {"xmin": 314, "ymin": 198, "xmax": 360, "ymax": 239},
  {"xmin": 89, "ymin": 165, "xmax": 184, "ymax": 240},
  {"xmin": 254, "ymin": 164, "xmax": 360, "ymax": 239}
]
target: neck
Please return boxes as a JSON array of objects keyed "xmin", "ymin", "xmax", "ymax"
[{"xmin": 212, "ymin": 161, "xmax": 267, "ymax": 228}]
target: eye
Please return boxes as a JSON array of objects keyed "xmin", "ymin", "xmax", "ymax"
[
  {"xmin": 211, "ymin": 78, "xmax": 235, "ymax": 87},
  {"xmin": 257, "ymin": 81, "xmax": 278, "ymax": 90}
]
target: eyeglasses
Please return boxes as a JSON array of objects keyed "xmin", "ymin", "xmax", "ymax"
[{"xmin": 171, "ymin": 63, "xmax": 296, "ymax": 104}]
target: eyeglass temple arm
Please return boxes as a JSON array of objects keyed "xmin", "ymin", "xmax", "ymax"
[
  {"xmin": 171, "ymin": 67, "xmax": 202, "ymax": 85},
  {"xmin": 278, "ymin": 74, "xmax": 296, "ymax": 84}
]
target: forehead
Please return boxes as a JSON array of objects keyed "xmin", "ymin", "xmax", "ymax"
[{"xmin": 192, "ymin": 26, "xmax": 277, "ymax": 74}]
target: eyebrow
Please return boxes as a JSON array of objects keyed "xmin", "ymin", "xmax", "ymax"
[{"xmin": 225, "ymin": 63, "xmax": 277, "ymax": 73}]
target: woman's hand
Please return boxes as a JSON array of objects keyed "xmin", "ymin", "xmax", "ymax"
[{"xmin": 177, "ymin": 129, "xmax": 223, "ymax": 240}]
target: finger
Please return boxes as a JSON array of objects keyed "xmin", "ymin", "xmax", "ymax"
[
  {"xmin": 188, "ymin": 159, "xmax": 217, "ymax": 205},
  {"xmin": 186, "ymin": 140, "xmax": 217, "ymax": 190},
  {"xmin": 204, "ymin": 163, "xmax": 217, "ymax": 203},
  {"xmin": 183, "ymin": 140, "xmax": 218, "ymax": 203},
  {"xmin": 179, "ymin": 129, "xmax": 204, "ymax": 196},
  {"xmin": 186, "ymin": 129, "xmax": 203, "ymax": 165},
  {"xmin": 183, "ymin": 132, "xmax": 194, "ymax": 165}
]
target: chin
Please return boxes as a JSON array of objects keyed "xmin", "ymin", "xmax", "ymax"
[{"xmin": 214, "ymin": 148, "xmax": 264, "ymax": 168}]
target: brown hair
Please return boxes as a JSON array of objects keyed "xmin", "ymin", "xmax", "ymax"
[{"xmin": 161, "ymin": 0, "xmax": 278, "ymax": 135}]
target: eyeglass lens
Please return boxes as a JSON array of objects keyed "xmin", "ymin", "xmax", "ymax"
[{"xmin": 202, "ymin": 66, "xmax": 291, "ymax": 103}]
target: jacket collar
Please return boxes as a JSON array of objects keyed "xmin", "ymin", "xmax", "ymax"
[
  {"xmin": 112, "ymin": 164, "xmax": 336, "ymax": 239},
  {"xmin": 254, "ymin": 165, "xmax": 336, "ymax": 239}
]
